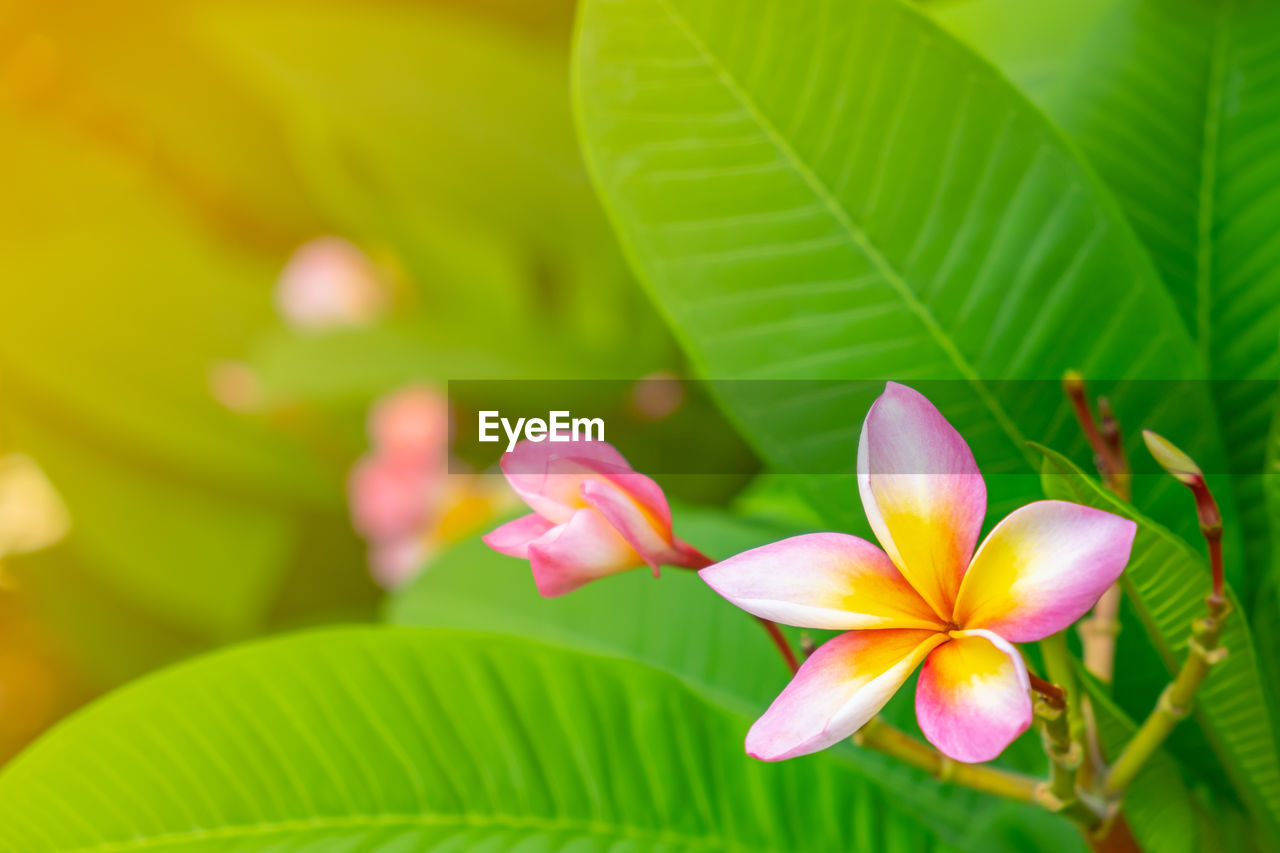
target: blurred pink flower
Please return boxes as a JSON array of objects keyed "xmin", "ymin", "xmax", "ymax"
[
  {"xmin": 275, "ymin": 237, "xmax": 388, "ymax": 332},
  {"xmin": 207, "ymin": 360, "xmax": 266, "ymax": 413},
  {"xmin": 349, "ymin": 384, "xmax": 503, "ymax": 591},
  {"xmin": 368, "ymin": 385, "xmax": 451, "ymax": 466},
  {"xmin": 348, "ymin": 453, "xmax": 438, "ymax": 542},
  {"xmin": 483, "ymin": 439, "xmax": 706, "ymax": 597},
  {"xmin": 630, "ymin": 370, "xmax": 686, "ymax": 421},
  {"xmin": 368, "ymin": 535, "xmax": 432, "ymax": 591}
]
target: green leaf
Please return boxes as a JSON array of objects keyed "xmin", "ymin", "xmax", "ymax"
[
  {"xmin": 935, "ymin": 0, "xmax": 1280, "ymax": 605},
  {"xmin": 386, "ymin": 507, "xmax": 799, "ymax": 715},
  {"xmin": 1037, "ymin": 444, "xmax": 1280, "ymax": 835},
  {"xmin": 573, "ymin": 0, "xmax": 1229, "ymax": 546},
  {"xmin": 1080, "ymin": 670, "xmax": 1197, "ymax": 853},
  {"xmin": 0, "ymin": 627, "xmax": 950, "ymax": 852},
  {"xmin": 1259, "ymin": 376, "xmax": 1280, "ymax": 727}
]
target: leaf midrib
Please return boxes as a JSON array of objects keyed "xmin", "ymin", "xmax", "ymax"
[
  {"xmin": 1194, "ymin": 0, "xmax": 1232, "ymax": 369},
  {"xmin": 38, "ymin": 811, "xmax": 761, "ymax": 853},
  {"xmin": 649, "ymin": 0, "xmax": 1033, "ymax": 464}
]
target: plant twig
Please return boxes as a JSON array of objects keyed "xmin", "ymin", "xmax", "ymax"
[
  {"xmin": 854, "ymin": 718, "xmax": 1041, "ymax": 803},
  {"xmin": 1029, "ymin": 672, "xmax": 1066, "ymax": 710},
  {"xmin": 1034, "ymin": 696, "xmax": 1092, "ymax": 814},
  {"xmin": 1097, "ymin": 397, "xmax": 1132, "ymax": 502},
  {"xmin": 756, "ymin": 617, "xmax": 799, "ymax": 673},
  {"xmin": 1103, "ymin": 596, "xmax": 1230, "ymax": 797},
  {"xmin": 1103, "ymin": 433, "xmax": 1231, "ymax": 798},
  {"xmin": 1063, "ymin": 372, "xmax": 1126, "ymax": 495},
  {"xmin": 1063, "ymin": 372, "xmax": 1129, "ymax": 687},
  {"xmin": 1041, "ymin": 633, "xmax": 1086, "ymax": 756},
  {"xmin": 678, "ymin": 557, "xmax": 800, "ymax": 674}
]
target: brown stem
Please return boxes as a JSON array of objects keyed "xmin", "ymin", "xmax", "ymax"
[
  {"xmin": 1063, "ymin": 372, "xmax": 1117, "ymax": 490},
  {"xmin": 1063, "ymin": 370, "xmax": 1126, "ymax": 795},
  {"xmin": 1097, "ymin": 397, "xmax": 1132, "ymax": 502},
  {"xmin": 756, "ymin": 617, "xmax": 799, "ymax": 674},
  {"xmin": 1203, "ymin": 513, "xmax": 1225, "ymax": 604},
  {"xmin": 1086, "ymin": 815, "xmax": 1142, "ymax": 853},
  {"xmin": 1029, "ymin": 672, "xmax": 1066, "ymax": 710}
]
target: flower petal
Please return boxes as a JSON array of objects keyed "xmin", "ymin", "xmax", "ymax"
[
  {"xmin": 858, "ymin": 383, "xmax": 986, "ymax": 619},
  {"xmin": 915, "ymin": 629, "xmax": 1032, "ymax": 763},
  {"xmin": 527, "ymin": 508, "xmax": 642, "ymax": 597},
  {"xmin": 500, "ymin": 439, "xmax": 647, "ymax": 524},
  {"xmin": 482, "ymin": 513, "xmax": 556, "ymax": 559},
  {"xmin": 952, "ymin": 500, "xmax": 1136, "ymax": 642},
  {"xmin": 581, "ymin": 478, "xmax": 704, "ymax": 570},
  {"xmin": 746, "ymin": 629, "xmax": 945, "ymax": 761},
  {"xmin": 700, "ymin": 533, "xmax": 942, "ymax": 630}
]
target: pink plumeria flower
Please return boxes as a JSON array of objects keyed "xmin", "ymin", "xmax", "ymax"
[
  {"xmin": 701, "ymin": 383, "xmax": 1136, "ymax": 764},
  {"xmin": 484, "ymin": 440, "xmax": 707, "ymax": 597}
]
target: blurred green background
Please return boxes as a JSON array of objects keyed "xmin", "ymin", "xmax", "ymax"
[{"xmin": 0, "ymin": 0, "xmax": 762, "ymax": 763}]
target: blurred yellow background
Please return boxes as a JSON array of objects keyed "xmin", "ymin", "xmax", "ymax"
[{"xmin": 0, "ymin": 0, "xmax": 720, "ymax": 762}]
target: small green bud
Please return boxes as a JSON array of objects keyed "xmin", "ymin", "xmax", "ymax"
[{"xmin": 1142, "ymin": 430, "xmax": 1202, "ymax": 486}]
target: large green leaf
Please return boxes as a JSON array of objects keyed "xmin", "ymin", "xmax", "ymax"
[
  {"xmin": 1038, "ymin": 445, "xmax": 1280, "ymax": 835},
  {"xmin": 0, "ymin": 627, "xmax": 949, "ymax": 852},
  {"xmin": 934, "ymin": 0, "xmax": 1280, "ymax": 604},
  {"xmin": 386, "ymin": 508, "xmax": 801, "ymax": 716},
  {"xmin": 1259, "ymin": 378, "xmax": 1280, "ymax": 726},
  {"xmin": 573, "ymin": 0, "xmax": 1228, "ymax": 548}
]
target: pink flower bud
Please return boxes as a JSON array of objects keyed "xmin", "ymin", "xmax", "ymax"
[
  {"xmin": 275, "ymin": 237, "xmax": 388, "ymax": 332},
  {"xmin": 483, "ymin": 439, "xmax": 706, "ymax": 597}
]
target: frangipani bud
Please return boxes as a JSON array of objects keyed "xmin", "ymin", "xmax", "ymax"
[
  {"xmin": 1142, "ymin": 430, "xmax": 1203, "ymax": 487},
  {"xmin": 484, "ymin": 439, "xmax": 707, "ymax": 597},
  {"xmin": 1142, "ymin": 429, "xmax": 1223, "ymax": 600},
  {"xmin": 1143, "ymin": 429, "xmax": 1220, "ymax": 531},
  {"xmin": 275, "ymin": 237, "xmax": 388, "ymax": 332}
]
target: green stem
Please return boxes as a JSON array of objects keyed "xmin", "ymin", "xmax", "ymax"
[
  {"xmin": 855, "ymin": 718, "xmax": 1040, "ymax": 803},
  {"xmin": 1034, "ymin": 696, "xmax": 1094, "ymax": 822},
  {"xmin": 1041, "ymin": 633, "xmax": 1085, "ymax": 752},
  {"xmin": 1103, "ymin": 596, "xmax": 1232, "ymax": 797}
]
